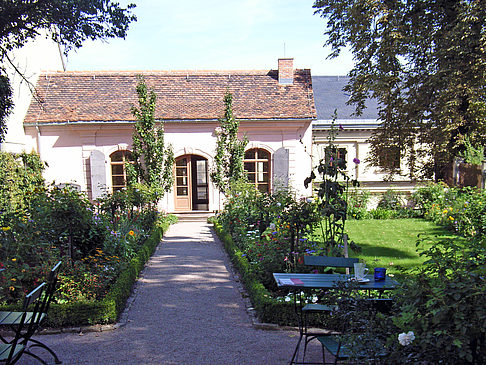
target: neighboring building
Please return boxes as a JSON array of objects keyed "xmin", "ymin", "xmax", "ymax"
[
  {"xmin": 23, "ymin": 59, "xmax": 315, "ymax": 212},
  {"xmin": 311, "ymin": 76, "xmax": 417, "ymax": 195},
  {"xmin": 1, "ymin": 33, "xmax": 65, "ymax": 153}
]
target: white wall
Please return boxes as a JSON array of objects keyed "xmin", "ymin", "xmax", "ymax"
[{"xmin": 1, "ymin": 33, "xmax": 64, "ymax": 153}]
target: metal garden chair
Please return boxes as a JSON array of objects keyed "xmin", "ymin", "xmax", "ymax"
[
  {"xmin": 298, "ymin": 256, "xmax": 359, "ymax": 362},
  {"xmin": 0, "ymin": 282, "xmax": 46, "ymax": 365},
  {"xmin": 0, "ymin": 261, "xmax": 62, "ymax": 364}
]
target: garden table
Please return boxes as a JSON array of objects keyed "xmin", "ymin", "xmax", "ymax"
[{"xmin": 273, "ymin": 272, "xmax": 399, "ymax": 364}]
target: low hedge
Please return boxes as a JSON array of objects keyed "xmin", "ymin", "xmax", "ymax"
[
  {"xmin": 1, "ymin": 217, "xmax": 171, "ymax": 328},
  {"xmin": 213, "ymin": 221, "xmax": 333, "ymax": 327},
  {"xmin": 213, "ymin": 221, "xmax": 298, "ymax": 326}
]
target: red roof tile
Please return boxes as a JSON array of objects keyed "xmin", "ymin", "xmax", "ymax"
[{"xmin": 24, "ymin": 70, "xmax": 316, "ymax": 124}]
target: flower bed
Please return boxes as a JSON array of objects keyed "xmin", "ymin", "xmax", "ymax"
[{"xmin": 0, "ymin": 152, "xmax": 177, "ymax": 326}]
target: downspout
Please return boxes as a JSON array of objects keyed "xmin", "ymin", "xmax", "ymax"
[{"xmin": 35, "ymin": 125, "xmax": 42, "ymax": 159}]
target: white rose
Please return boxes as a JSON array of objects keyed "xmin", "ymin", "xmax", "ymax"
[{"xmin": 398, "ymin": 331, "xmax": 415, "ymax": 346}]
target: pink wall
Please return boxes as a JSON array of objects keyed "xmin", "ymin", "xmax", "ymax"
[{"xmin": 24, "ymin": 119, "xmax": 313, "ymax": 212}]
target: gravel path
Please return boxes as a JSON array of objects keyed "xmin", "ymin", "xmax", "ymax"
[{"xmin": 16, "ymin": 221, "xmax": 323, "ymax": 364}]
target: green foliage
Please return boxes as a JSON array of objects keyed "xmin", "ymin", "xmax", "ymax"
[
  {"xmin": 413, "ymin": 182, "xmax": 486, "ymax": 238},
  {"xmin": 210, "ymin": 91, "xmax": 248, "ymax": 194},
  {"xmin": 339, "ymin": 236, "xmax": 486, "ymax": 364},
  {"xmin": 347, "ymin": 189, "xmax": 370, "ymax": 220},
  {"xmin": 0, "ymin": 151, "xmax": 45, "ymax": 219},
  {"xmin": 313, "ymin": 0, "xmax": 486, "ymax": 180},
  {"xmin": 459, "ymin": 135, "xmax": 485, "ymax": 165},
  {"xmin": 126, "ymin": 76, "xmax": 174, "ymax": 206},
  {"xmin": 306, "ymin": 117, "xmax": 359, "ymax": 255},
  {"xmin": 0, "ymin": 215, "xmax": 172, "ymax": 327},
  {"xmin": 0, "ymin": 0, "xmax": 136, "ymax": 141},
  {"xmin": 212, "ymin": 221, "xmax": 297, "ymax": 326},
  {"xmin": 377, "ymin": 189, "xmax": 404, "ymax": 210},
  {"xmin": 0, "ymin": 73, "xmax": 12, "ymax": 142},
  {"xmin": 218, "ymin": 183, "xmax": 322, "ymax": 290}
]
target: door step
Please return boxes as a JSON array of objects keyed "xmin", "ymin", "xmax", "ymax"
[{"xmin": 174, "ymin": 211, "xmax": 215, "ymax": 222}]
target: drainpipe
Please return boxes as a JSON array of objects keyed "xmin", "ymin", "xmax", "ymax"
[{"xmin": 36, "ymin": 125, "xmax": 42, "ymax": 159}]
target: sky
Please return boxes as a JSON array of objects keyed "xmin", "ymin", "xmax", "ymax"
[{"xmin": 66, "ymin": 0, "xmax": 354, "ymax": 76}]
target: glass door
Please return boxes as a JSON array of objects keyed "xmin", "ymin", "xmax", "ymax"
[
  {"xmin": 174, "ymin": 156, "xmax": 191, "ymax": 211},
  {"xmin": 192, "ymin": 157, "xmax": 209, "ymax": 210}
]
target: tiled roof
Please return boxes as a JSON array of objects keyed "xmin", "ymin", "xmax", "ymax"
[
  {"xmin": 312, "ymin": 76, "xmax": 379, "ymax": 120},
  {"xmin": 25, "ymin": 70, "xmax": 316, "ymax": 124}
]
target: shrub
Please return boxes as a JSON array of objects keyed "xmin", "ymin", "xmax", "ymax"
[
  {"xmin": 377, "ymin": 189, "xmax": 404, "ymax": 210},
  {"xmin": 331, "ymin": 235, "xmax": 486, "ymax": 364},
  {"xmin": 347, "ymin": 189, "xmax": 370, "ymax": 220}
]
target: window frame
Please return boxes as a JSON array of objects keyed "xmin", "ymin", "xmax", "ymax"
[
  {"xmin": 244, "ymin": 148, "xmax": 271, "ymax": 193},
  {"xmin": 110, "ymin": 150, "xmax": 133, "ymax": 192}
]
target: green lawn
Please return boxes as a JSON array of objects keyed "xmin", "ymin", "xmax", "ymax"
[{"xmin": 343, "ymin": 218, "xmax": 458, "ymax": 276}]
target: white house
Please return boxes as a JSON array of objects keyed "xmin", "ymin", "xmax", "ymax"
[
  {"xmin": 1, "ymin": 33, "xmax": 65, "ymax": 153},
  {"xmin": 311, "ymin": 76, "xmax": 417, "ymax": 196}
]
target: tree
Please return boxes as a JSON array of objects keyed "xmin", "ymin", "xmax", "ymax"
[
  {"xmin": 126, "ymin": 76, "xmax": 174, "ymax": 206},
  {"xmin": 313, "ymin": 0, "xmax": 486, "ymax": 180},
  {"xmin": 210, "ymin": 91, "xmax": 248, "ymax": 194},
  {"xmin": 0, "ymin": 0, "xmax": 137, "ymax": 142}
]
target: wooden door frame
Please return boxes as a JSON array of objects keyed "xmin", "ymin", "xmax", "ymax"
[{"xmin": 174, "ymin": 154, "xmax": 209, "ymax": 211}]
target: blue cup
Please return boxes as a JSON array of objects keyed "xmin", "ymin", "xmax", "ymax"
[{"xmin": 374, "ymin": 267, "xmax": 386, "ymax": 281}]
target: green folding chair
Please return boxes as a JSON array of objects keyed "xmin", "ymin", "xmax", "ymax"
[
  {"xmin": 0, "ymin": 262, "xmax": 62, "ymax": 364},
  {"xmin": 0, "ymin": 282, "xmax": 46, "ymax": 365}
]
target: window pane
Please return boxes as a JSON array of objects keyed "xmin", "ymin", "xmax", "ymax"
[
  {"xmin": 257, "ymin": 184, "xmax": 269, "ymax": 193},
  {"xmin": 124, "ymin": 152, "xmax": 133, "ymax": 161},
  {"xmin": 176, "ymin": 176, "xmax": 187, "ymax": 186},
  {"xmin": 257, "ymin": 149, "xmax": 270, "ymax": 159},
  {"xmin": 257, "ymin": 161, "xmax": 265, "ymax": 182},
  {"xmin": 177, "ymin": 187, "xmax": 188, "ymax": 196},
  {"xmin": 244, "ymin": 162, "xmax": 255, "ymax": 173},
  {"xmin": 197, "ymin": 187, "xmax": 208, "ymax": 200},
  {"xmin": 111, "ymin": 151, "xmax": 123, "ymax": 162},
  {"xmin": 112, "ymin": 176, "xmax": 125, "ymax": 186},
  {"xmin": 244, "ymin": 150, "xmax": 254, "ymax": 159},
  {"xmin": 176, "ymin": 167, "xmax": 187, "ymax": 176},
  {"xmin": 111, "ymin": 164, "xmax": 124, "ymax": 175},
  {"xmin": 176, "ymin": 158, "xmax": 187, "ymax": 166},
  {"xmin": 196, "ymin": 160, "xmax": 207, "ymax": 184}
]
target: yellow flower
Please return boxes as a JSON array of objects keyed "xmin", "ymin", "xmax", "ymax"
[
  {"xmin": 442, "ymin": 209, "xmax": 448, "ymax": 214},
  {"xmin": 1, "ymin": 226, "xmax": 11, "ymax": 232},
  {"xmin": 11, "ymin": 278, "xmax": 16, "ymax": 282},
  {"xmin": 11, "ymin": 258, "xmax": 16, "ymax": 262},
  {"xmin": 9, "ymin": 286, "xmax": 15, "ymax": 291},
  {"xmin": 449, "ymin": 216, "xmax": 454, "ymax": 221},
  {"xmin": 128, "ymin": 230, "xmax": 135, "ymax": 236}
]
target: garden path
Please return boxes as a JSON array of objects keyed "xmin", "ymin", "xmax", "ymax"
[{"xmin": 17, "ymin": 221, "xmax": 323, "ymax": 364}]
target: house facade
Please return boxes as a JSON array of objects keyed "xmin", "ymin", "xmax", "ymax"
[
  {"xmin": 1, "ymin": 33, "xmax": 65, "ymax": 153},
  {"xmin": 23, "ymin": 59, "xmax": 316, "ymax": 212},
  {"xmin": 311, "ymin": 76, "xmax": 417, "ymax": 197}
]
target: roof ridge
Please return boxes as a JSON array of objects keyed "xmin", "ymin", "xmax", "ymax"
[{"xmin": 38, "ymin": 69, "xmax": 310, "ymax": 76}]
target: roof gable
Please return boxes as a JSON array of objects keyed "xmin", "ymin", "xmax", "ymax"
[{"xmin": 25, "ymin": 70, "xmax": 316, "ymax": 124}]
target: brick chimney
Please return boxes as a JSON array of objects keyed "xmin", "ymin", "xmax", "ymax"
[{"xmin": 278, "ymin": 58, "xmax": 294, "ymax": 85}]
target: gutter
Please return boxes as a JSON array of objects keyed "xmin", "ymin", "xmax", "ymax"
[{"xmin": 24, "ymin": 118, "xmax": 315, "ymax": 127}]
